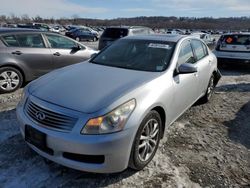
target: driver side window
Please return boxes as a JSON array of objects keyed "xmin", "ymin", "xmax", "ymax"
[
  {"xmin": 178, "ymin": 40, "xmax": 195, "ymax": 65},
  {"xmin": 45, "ymin": 34, "xmax": 78, "ymax": 49}
]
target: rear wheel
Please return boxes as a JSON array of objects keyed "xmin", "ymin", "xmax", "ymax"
[
  {"xmin": 93, "ymin": 36, "xmax": 98, "ymax": 42},
  {"xmin": 129, "ymin": 111, "xmax": 162, "ymax": 170},
  {"xmin": 0, "ymin": 67, "xmax": 23, "ymax": 94},
  {"xmin": 200, "ymin": 75, "xmax": 215, "ymax": 103},
  {"xmin": 76, "ymin": 37, "xmax": 80, "ymax": 42}
]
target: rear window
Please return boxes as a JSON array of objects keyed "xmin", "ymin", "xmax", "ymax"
[
  {"xmin": 222, "ymin": 35, "xmax": 250, "ymax": 45},
  {"xmin": 2, "ymin": 35, "xmax": 19, "ymax": 47},
  {"xmin": 16, "ymin": 34, "xmax": 45, "ymax": 48},
  {"xmin": 102, "ymin": 28, "xmax": 128, "ymax": 39}
]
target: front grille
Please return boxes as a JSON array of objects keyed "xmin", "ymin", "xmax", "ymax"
[
  {"xmin": 63, "ymin": 152, "xmax": 105, "ymax": 164},
  {"xmin": 25, "ymin": 99, "xmax": 77, "ymax": 132}
]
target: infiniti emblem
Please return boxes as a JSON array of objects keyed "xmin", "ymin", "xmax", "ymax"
[{"xmin": 35, "ymin": 111, "xmax": 46, "ymax": 121}]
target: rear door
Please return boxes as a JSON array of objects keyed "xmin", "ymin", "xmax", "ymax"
[
  {"xmin": 1, "ymin": 33, "xmax": 52, "ymax": 78},
  {"xmin": 44, "ymin": 34, "xmax": 90, "ymax": 69},
  {"xmin": 191, "ymin": 39, "xmax": 212, "ymax": 94}
]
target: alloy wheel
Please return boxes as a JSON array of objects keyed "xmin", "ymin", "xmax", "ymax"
[
  {"xmin": 138, "ymin": 119, "xmax": 160, "ymax": 162},
  {"xmin": 0, "ymin": 71, "xmax": 20, "ymax": 91}
]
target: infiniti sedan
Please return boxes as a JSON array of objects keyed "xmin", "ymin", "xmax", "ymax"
[{"xmin": 17, "ymin": 35, "xmax": 221, "ymax": 173}]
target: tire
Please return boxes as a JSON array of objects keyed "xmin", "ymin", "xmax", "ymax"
[
  {"xmin": 129, "ymin": 110, "xmax": 162, "ymax": 170},
  {"xmin": 76, "ymin": 37, "xmax": 80, "ymax": 42},
  {"xmin": 200, "ymin": 74, "xmax": 215, "ymax": 103},
  {"xmin": 0, "ymin": 67, "xmax": 23, "ymax": 94},
  {"xmin": 93, "ymin": 37, "xmax": 98, "ymax": 42}
]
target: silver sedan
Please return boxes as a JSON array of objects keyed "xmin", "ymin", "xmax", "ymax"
[{"xmin": 16, "ymin": 34, "xmax": 221, "ymax": 173}]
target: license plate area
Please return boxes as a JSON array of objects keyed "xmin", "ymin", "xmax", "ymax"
[{"xmin": 25, "ymin": 125, "xmax": 53, "ymax": 155}]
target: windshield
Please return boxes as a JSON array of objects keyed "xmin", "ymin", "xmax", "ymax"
[{"xmin": 91, "ymin": 39, "xmax": 175, "ymax": 72}]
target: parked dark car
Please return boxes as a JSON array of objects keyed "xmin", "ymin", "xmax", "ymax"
[
  {"xmin": 65, "ymin": 28, "xmax": 99, "ymax": 42},
  {"xmin": 0, "ymin": 28, "xmax": 97, "ymax": 93},
  {"xmin": 98, "ymin": 26, "xmax": 154, "ymax": 50}
]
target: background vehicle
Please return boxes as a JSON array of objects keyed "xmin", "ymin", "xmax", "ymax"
[
  {"xmin": 65, "ymin": 28, "xmax": 99, "ymax": 41},
  {"xmin": 17, "ymin": 35, "xmax": 220, "ymax": 173},
  {"xmin": 0, "ymin": 28, "xmax": 97, "ymax": 93},
  {"xmin": 191, "ymin": 32, "xmax": 216, "ymax": 45},
  {"xmin": 98, "ymin": 26, "xmax": 154, "ymax": 50},
  {"xmin": 166, "ymin": 29, "xmax": 185, "ymax": 35},
  {"xmin": 213, "ymin": 33, "xmax": 250, "ymax": 64}
]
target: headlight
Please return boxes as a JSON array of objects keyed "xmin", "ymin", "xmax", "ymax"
[{"xmin": 81, "ymin": 99, "xmax": 136, "ymax": 134}]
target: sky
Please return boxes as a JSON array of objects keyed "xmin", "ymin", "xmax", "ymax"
[{"xmin": 0, "ymin": 0, "xmax": 250, "ymax": 19}]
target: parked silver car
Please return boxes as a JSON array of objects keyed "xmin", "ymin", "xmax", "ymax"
[
  {"xmin": 0, "ymin": 28, "xmax": 97, "ymax": 93},
  {"xmin": 213, "ymin": 33, "xmax": 250, "ymax": 64},
  {"xmin": 17, "ymin": 35, "xmax": 221, "ymax": 173}
]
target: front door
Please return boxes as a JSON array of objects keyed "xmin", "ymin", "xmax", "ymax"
[
  {"xmin": 170, "ymin": 40, "xmax": 200, "ymax": 121},
  {"xmin": 44, "ymin": 34, "xmax": 91, "ymax": 69}
]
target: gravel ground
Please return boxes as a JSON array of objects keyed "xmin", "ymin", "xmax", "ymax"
[{"xmin": 0, "ymin": 60, "xmax": 250, "ymax": 187}]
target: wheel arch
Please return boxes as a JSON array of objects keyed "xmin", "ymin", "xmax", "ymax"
[
  {"xmin": 0, "ymin": 63, "xmax": 26, "ymax": 85},
  {"xmin": 150, "ymin": 106, "xmax": 166, "ymax": 139}
]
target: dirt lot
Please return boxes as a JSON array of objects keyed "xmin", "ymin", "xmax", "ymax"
[{"xmin": 0, "ymin": 61, "xmax": 250, "ymax": 187}]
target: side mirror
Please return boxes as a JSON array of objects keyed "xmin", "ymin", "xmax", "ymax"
[{"xmin": 177, "ymin": 63, "xmax": 197, "ymax": 74}]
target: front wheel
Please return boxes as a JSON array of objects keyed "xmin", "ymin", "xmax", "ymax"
[
  {"xmin": 0, "ymin": 67, "xmax": 23, "ymax": 94},
  {"xmin": 129, "ymin": 110, "xmax": 162, "ymax": 170}
]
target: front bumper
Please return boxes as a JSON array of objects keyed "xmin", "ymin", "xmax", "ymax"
[{"xmin": 16, "ymin": 98, "xmax": 135, "ymax": 173}]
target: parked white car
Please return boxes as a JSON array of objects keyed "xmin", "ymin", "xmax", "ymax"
[
  {"xmin": 213, "ymin": 33, "xmax": 250, "ymax": 63},
  {"xmin": 191, "ymin": 32, "xmax": 215, "ymax": 45}
]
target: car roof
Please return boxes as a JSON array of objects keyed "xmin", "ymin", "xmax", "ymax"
[
  {"xmin": 222, "ymin": 32, "xmax": 250, "ymax": 36},
  {"xmin": 106, "ymin": 26, "xmax": 151, "ymax": 30},
  {"xmin": 0, "ymin": 28, "xmax": 48, "ymax": 34},
  {"xmin": 123, "ymin": 34, "xmax": 187, "ymax": 43}
]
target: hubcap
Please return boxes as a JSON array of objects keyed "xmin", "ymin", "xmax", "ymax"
[
  {"xmin": 0, "ymin": 71, "xmax": 20, "ymax": 91},
  {"xmin": 138, "ymin": 119, "xmax": 159, "ymax": 162}
]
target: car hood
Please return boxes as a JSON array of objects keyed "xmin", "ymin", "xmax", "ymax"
[{"xmin": 29, "ymin": 62, "xmax": 160, "ymax": 113}]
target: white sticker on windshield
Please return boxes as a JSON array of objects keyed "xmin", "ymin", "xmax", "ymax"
[{"xmin": 148, "ymin": 43, "xmax": 172, "ymax": 50}]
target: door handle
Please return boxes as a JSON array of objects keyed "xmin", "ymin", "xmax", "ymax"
[
  {"xmin": 12, "ymin": 51, "xmax": 22, "ymax": 55},
  {"xmin": 53, "ymin": 52, "xmax": 61, "ymax": 56}
]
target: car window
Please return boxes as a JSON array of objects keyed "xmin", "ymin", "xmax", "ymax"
[
  {"xmin": 222, "ymin": 35, "xmax": 250, "ymax": 45},
  {"xmin": 45, "ymin": 34, "xmax": 77, "ymax": 49},
  {"xmin": 15, "ymin": 34, "xmax": 45, "ymax": 48},
  {"xmin": 201, "ymin": 42, "xmax": 208, "ymax": 55},
  {"xmin": 178, "ymin": 40, "xmax": 195, "ymax": 65},
  {"xmin": 132, "ymin": 29, "xmax": 149, "ymax": 35},
  {"xmin": 191, "ymin": 40, "xmax": 206, "ymax": 61},
  {"xmin": 102, "ymin": 28, "xmax": 129, "ymax": 39},
  {"xmin": 2, "ymin": 35, "xmax": 19, "ymax": 47}
]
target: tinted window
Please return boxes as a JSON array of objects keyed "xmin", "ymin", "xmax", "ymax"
[
  {"xmin": 16, "ymin": 34, "xmax": 45, "ymax": 48},
  {"xmin": 202, "ymin": 42, "xmax": 208, "ymax": 55},
  {"xmin": 46, "ymin": 34, "xmax": 77, "ymax": 49},
  {"xmin": 222, "ymin": 35, "xmax": 250, "ymax": 45},
  {"xmin": 2, "ymin": 35, "xmax": 19, "ymax": 47},
  {"xmin": 178, "ymin": 40, "xmax": 195, "ymax": 64},
  {"xmin": 191, "ymin": 40, "xmax": 206, "ymax": 61},
  {"xmin": 91, "ymin": 39, "xmax": 175, "ymax": 72},
  {"xmin": 102, "ymin": 28, "xmax": 128, "ymax": 39}
]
